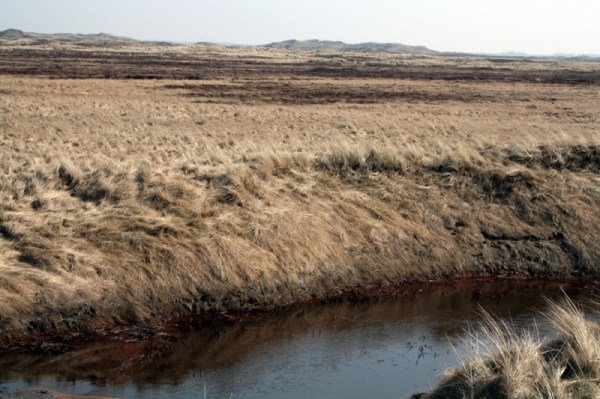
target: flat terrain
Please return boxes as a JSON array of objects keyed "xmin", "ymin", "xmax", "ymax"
[{"xmin": 0, "ymin": 38, "xmax": 600, "ymax": 346}]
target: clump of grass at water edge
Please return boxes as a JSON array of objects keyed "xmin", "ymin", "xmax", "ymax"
[{"xmin": 422, "ymin": 296, "xmax": 600, "ymax": 399}]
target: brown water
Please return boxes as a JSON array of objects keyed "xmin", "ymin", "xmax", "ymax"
[{"xmin": 0, "ymin": 279, "xmax": 598, "ymax": 399}]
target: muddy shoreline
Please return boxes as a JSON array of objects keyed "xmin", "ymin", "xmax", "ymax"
[
  {"xmin": 1, "ymin": 274, "xmax": 599, "ymax": 399},
  {"xmin": 2, "ymin": 276, "xmax": 598, "ymax": 359}
]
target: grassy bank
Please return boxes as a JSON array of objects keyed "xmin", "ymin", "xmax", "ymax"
[
  {"xmin": 423, "ymin": 297, "xmax": 600, "ymax": 398},
  {"xmin": 2, "ymin": 133, "xmax": 600, "ymax": 342},
  {"xmin": 0, "ymin": 72, "xmax": 599, "ymax": 342}
]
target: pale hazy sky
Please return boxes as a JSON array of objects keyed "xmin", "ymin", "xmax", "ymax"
[{"xmin": 1, "ymin": 0, "xmax": 599, "ymax": 54}]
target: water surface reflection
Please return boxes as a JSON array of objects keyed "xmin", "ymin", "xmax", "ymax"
[{"xmin": 1, "ymin": 279, "xmax": 598, "ymax": 398}]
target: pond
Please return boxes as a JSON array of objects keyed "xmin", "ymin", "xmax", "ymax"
[{"xmin": 1, "ymin": 278, "xmax": 598, "ymax": 399}]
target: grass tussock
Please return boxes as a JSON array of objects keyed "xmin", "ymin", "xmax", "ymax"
[
  {"xmin": 1, "ymin": 75, "xmax": 600, "ymax": 340},
  {"xmin": 426, "ymin": 297, "xmax": 600, "ymax": 399},
  {"xmin": 315, "ymin": 146, "xmax": 404, "ymax": 177}
]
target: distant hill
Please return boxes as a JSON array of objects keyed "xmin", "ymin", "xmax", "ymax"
[
  {"xmin": 0, "ymin": 28, "xmax": 30, "ymax": 39},
  {"xmin": 265, "ymin": 39, "xmax": 437, "ymax": 54},
  {"xmin": 0, "ymin": 31, "xmax": 436, "ymax": 54},
  {"xmin": 5, "ymin": 31, "xmax": 595, "ymax": 59},
  {"xmin": 0, "ymin": 29, "xmax": 136, "ymax": 41}
]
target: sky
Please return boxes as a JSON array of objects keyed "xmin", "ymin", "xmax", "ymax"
[{"xmin": 0, "ymin": 0, "xmax": 599, "ymax": 55}]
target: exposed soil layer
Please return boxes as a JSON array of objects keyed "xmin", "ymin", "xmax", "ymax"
[{"xmin": 0, "ymin": 48, "xmax": 599, "ymax": 85}]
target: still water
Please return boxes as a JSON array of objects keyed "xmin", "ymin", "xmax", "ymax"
[{"xmin": 1, "ymin": 279, "xmax": 598, "ymax": 399}]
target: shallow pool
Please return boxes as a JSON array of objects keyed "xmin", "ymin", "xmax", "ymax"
[{"xmin": 1, "ymin": 279, "xmax": 597, "ymax": 399}]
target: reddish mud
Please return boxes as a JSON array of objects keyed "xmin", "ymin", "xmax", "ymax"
[
  {"xmin": 1, "ymin": 276, "xmax": 598, "ymax": 378},
  {"xmin": 1, "ymin": 388, "xmax": 116, "ymax": 399}
]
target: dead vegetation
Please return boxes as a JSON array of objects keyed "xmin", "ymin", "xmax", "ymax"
[
  {"xmin": 0, "ymin": 44, "xmax": 599, "ymax": 343},
  {"xmin": 425, "ymin": 296, "xmax": 600, "ymax": 399}
]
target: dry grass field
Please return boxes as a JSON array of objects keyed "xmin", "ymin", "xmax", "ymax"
[{"xmin": 0, "ymin": 38, "xmax": 599, "ymax": 344}]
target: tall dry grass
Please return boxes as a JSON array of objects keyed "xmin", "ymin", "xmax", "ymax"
[
  {"xmin": 0, "ymin": 74, "xmax": 599, "ymax": 340},
  {"xmin": 426, "ymin": 296, "xmax": 600, "ymax": 399}
]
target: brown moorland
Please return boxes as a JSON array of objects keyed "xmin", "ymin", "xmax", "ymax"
[{"xmin": 0, "ymin": 38, "xmax": 599, "ymax": 346}]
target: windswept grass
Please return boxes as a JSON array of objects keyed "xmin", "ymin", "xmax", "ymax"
[
  {"xmin": 425, "ymin": 297, "xmax": 600, "ymax": 399},
  {"xmin": 0, "ymin": 70, "xmax": 599, "ymax": 341}
]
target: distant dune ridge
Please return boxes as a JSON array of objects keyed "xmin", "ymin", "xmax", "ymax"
[
  {"xmin": 2, "ymin": 29, "xmax": 599, "ymax": 58},
  {"xmin": 265, "ymin": 39, "xmax": 437, "ymax": 54},
  {"xmin": 0, "ymin": 29, "xmax": 434, "ymax": 54},
  {"xmin": 0, "ymin": 28, "xmax": 136, "ymax": 42}
]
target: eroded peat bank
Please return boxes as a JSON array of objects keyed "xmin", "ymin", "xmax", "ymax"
[{"xmin": 0, "ymin": 38, "xmax": 599, "ymax": 351}]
